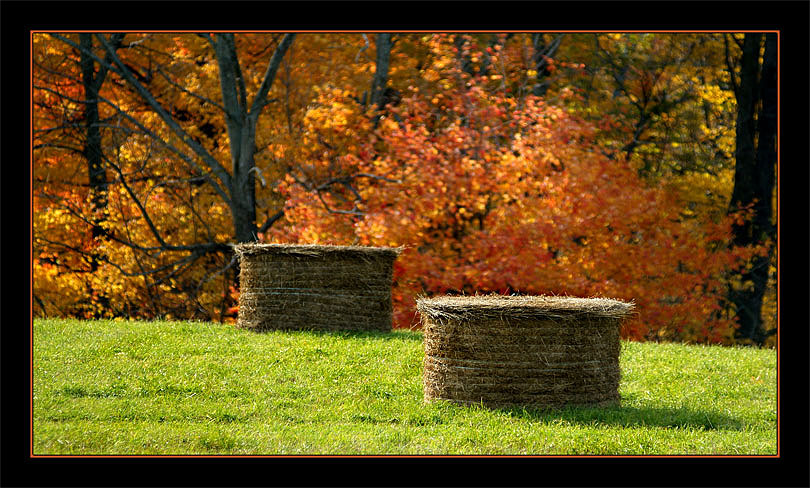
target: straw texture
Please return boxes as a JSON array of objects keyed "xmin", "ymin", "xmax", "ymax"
[
  {"xmin": 417, "ymin": 295, "xmax": 635, "ymax": 409},
  {"xmin": 234, "ymin": 243, "xmax": 402, "ymax": 332}
]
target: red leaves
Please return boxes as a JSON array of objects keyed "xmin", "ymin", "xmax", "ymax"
[
  {"xmin": 32, "ymin": 33, "xmax": 760, "ymax": 343},
  {"xmin": 267, "ymin": 72, "xmax": 749, "ymax": 344}
]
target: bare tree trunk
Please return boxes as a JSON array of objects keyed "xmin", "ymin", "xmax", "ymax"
[
  {"xmin": 728, "ymin": 33, "xmax": 777, "ymax": 345},
  {"xmin": 754, "ymin": 34, "xmax": 777, "ymax": 245},
  {"xmin": 79, "ymin": 33, "xmax": 124, "ymax": 243},
  {"xmin": 213, "ymin": 33, "xmax": 295, "ymax": 243},
  {"xmin": 85, "ymin": 32, "xmax": 295, "ymax": 246},
  {"xmin": 370, "ymin": 34, "xmax": 392, "ymax": 111},
  {"xmin": 79, "ymin": 34, "xmax": 107, "ymax": 243},
  {"xmin": 729, "ymin": 34, "xmax": 761, "ymax": 220},
  {"xmin": 75, "ymin": 33, "xmax": 123, "ymax": 315}
]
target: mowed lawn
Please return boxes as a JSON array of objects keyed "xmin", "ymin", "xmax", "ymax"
[{"xmin": 33, "ymin": 319, "xmax": 777, "ymax": 455}]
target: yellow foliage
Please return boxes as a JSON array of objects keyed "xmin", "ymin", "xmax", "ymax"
[{"xmin": 667, "ymin": 168, "xmax": 735, "ymax": 220}]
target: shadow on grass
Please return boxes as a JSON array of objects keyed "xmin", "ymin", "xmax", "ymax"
[{"xmin": 496, "ymin": 402, "xmax": 745, "ymax": 431}]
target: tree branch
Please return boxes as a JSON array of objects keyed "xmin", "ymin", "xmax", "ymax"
[
  {"xmin": 193, "ymin": 252, "xmax": 238, "ymax": 301},
  {"xmin": 91, "ymin": 90, "xmax": 233, "ymax": 206},
  {"xmin": 249, "ymin": 33, "xmax": 296, "ymax": 118},
  {"xmin": 196, "ymin": 32, "xmax": 215, "ymax": 49},
  {"xmin": 369, "ymin": 33, "xmax": 393, "ymax": 112},
  {"xmin": 154, "ymin": 64, "xmax": 229, "ymax": 114},
  {"xmin": 316, "ymin": 190, "xmax": 363, "ymax": 216},
  {"xmin": 353, "ymin": 172, "xmax": 402, "ymax": 184},
  {"xmin": 355, "ymin": 33, "xmax": 370, "ymax": 62},
  {"xmin": 38, "ymin": 190, "xmax": 230, "ymax": 255},
  {"xmin": 227, "ymin": 34, "xmax": 249, "ymax": 113},
  {"xmin": 213, "ymin": 33, "xmax": 248, "ymax": 127},
  {"xmin": 88, "ymin": 34, "xmax": 233, "ymax": 190},
  {"xmin": 50, "ymin": 34, "xmax": 233, "ymax": 199},
  {"xmin": 723, "ymin": 34, "xmax": 739, "ymax": 98},
  {"xmin": 258, "ymin": 209, "xmax": 285, "ymax": 233}
]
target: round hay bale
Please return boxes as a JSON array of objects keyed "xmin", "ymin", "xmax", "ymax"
[
  {"xmin": 416, "ymin": 295, "xmax": 635, "ymax": 409},
  {"xmin": 234, "ymin": 243, "xmax": 402, "ymax": 332}
]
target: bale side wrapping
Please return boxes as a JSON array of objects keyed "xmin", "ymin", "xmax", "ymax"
[
  {"xmin": 235, "ymin": 243, "xmax": 401, "ymax": 332},
  {"xmin": 417, "ymin": 295, "xmax": 635, "ymax": 409}
]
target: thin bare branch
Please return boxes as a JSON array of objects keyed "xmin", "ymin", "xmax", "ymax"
[
  {"xmin": 196, "ymin": 33, "xmax": 215, "ymax": 49},
  {"xmin": 37, "ymin": 190, "xmax": 229, "ymax": 255},
  {"xmin": 93, "ymin": 90, "xmax": 232, "ymax": 206},
  {"xmin": 258, "ymin": 209, "xmax": 285, "ymax": 233},
  {"xmin": 91, "ymin": 34, "xmax": 234, "ymax": 189},
  {"xmin": 154, "ymin": 64, "xmax": 229, "ymax": 114},
  {"xmin": 355, "ymin": 34, "xmax": 370, "ymax": 62},
  {"xmin": 148, "ymin": 252, "xmax": 203, "ymax": 288},
  {"xmin": 33, "ymin": 142, "xmax": 84, "ymax": 154},
  {"xmin": 724, "ymin": 34, "xmax": 739, "ymax": 97},
  {"xmin": 249, "ymin": 33, "xmax": 296, "ymax": 118},
  {"xmin": 193, "ymin": 252, "xmax": 238, "ymax": 300},
  {"xmin": 105, "ymin": 151, "xmax": 202, "ymax": 252},
  {"xmin": 49, "ymin": 32, "xmax": 234, "ymax": 197},
  {"xmin": 353, "ymin": 173, "xmax": 402, "ymax": 184},
  {"xmin": 316, "ymin": 190, "xmax": 364, "ymax": 216}
]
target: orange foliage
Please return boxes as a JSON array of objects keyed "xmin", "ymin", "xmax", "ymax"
[
  {"xmin": 266, "ymin": 36, "xmax": 757, "ymax": 344},
  {"xmin": 34, "ymin": 33, "xmax": 770, "ymax": 344}
]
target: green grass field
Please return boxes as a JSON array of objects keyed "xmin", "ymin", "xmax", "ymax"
[{"xmin": 33, "ymin": 319, "xmax": 777, "ymax": 455}]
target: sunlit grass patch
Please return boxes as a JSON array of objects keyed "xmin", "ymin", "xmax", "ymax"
[{"xmin": 33, "ymin": 319, "xmax": 776, "ymax": 455}]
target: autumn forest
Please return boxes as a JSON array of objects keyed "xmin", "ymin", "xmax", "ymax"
[{"xmin": 32, "ymin": 32, "xmax": 777, "ymax": 347}]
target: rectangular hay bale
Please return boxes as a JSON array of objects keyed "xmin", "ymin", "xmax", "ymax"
[{"xmin": 235, "ymin": 243, "xmax": 402, "ymax": 332}]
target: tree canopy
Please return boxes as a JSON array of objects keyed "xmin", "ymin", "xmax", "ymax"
[{"xmin": 33, "ymin": 32, "xmax": 777, "ymax": 346}]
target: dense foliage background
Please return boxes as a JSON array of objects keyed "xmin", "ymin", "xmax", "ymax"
[{"xmin": 33, "ymin": 32, "xmax": 777, "ymax": 346}]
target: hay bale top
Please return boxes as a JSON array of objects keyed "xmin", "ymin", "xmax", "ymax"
[
  {"xmin": 234, "ymin": 243, "xmax": 403, "ymax": 260},
  {"xmin": 416, "ymin": 294, "xmax": 635, "ymax": 322}
]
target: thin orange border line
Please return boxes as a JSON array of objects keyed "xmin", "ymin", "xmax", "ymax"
[
  {"xmin": 28, "ymin": 454, "xmax": 777, "ymax": 459},
  {"xmin": 30, "ymin": 30, "xmax": 781, "ymax": 460},
  {"xmin": 31, "ymin": 30, "xmax": 781, "ymax": 33},
  {"xmin": 775, "ymin": 30, "xmax": 781, "ymax": 458},
  {"xmin": 30, "ymin": 30, "xmax": 35, "ymax": 460}
]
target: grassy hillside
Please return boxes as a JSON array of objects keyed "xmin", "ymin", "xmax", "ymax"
[{"xmin": 33, "ymin": 319, "xmax": 777, "ymax": 455}]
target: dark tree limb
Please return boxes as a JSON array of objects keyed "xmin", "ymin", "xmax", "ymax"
[
  {"xmin": 81, "ymin": 34, "xmax": 234, "ymax": 191},
  {"xmin": 258, "ymin": 209, "xmax": 285, "ymax": 234},
  {"xmin": 369, "ymin": 33, "xmax": 393, "ymax": 112},
  {"xmin": 154, "ymin": 64, "xmax": 228, "ymax": 114},
  {"xmin": 250, "ymin": 33, "xmax": 296, "ymax": 118},
  {"xmin": 727, "ymin": 33, "xmax": 776, "ymax": 346},
  {"xmin": 723, "ymin": 34, "xmax": 740, "ymax": 98}
]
